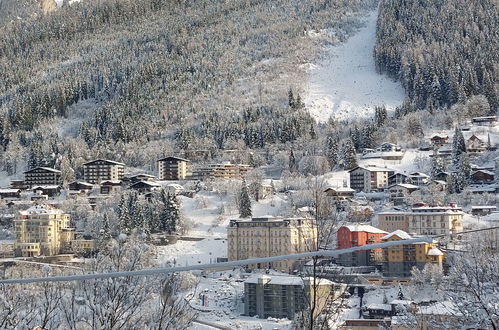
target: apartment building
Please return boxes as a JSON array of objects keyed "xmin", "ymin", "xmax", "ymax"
[
  {"xmin": 83, "ymin": 159, "xmax": 125, "ymax": 184},
  {"xmin": 227, "ymin": 216, "xmax": 317, "ymax": 272},
  {"xmin": 24, "ymin": 167, "xmax": 62, "ymax": 188},
  {"xmin": 407, "ymin": 204, "xmax": 464, "ymax": 235},
  {"xmin": 381, "ymin": 230, "xmax": 444, "ymax": 277},
  {"xmin": 348, "ymin": 166, "xmax": 394, "ymax": 192},
  {"xmin": 336, "ymin": 225, "xmax": 387, "ymax": 267},
  {"xmin": 244, "ymin": 274, "xmax": 342, "ymax": 319},
  {"xmin": 377, "ymin": 204, "xmax": 464, "ymax": 236},
  {"xmin": 387, "ymin": 183, "xmax": 419, "ymax": 205},
  {"xmin": 14, "ymin": 205, "xmax": 74, "ymax": 257},
  {"xmin": 157, "ymin": 156, "xmax": 191, "ymax": 180},
  {"xmin": 377, "ymin": 211, "xmax": 409, "ymax": 233},
  {"xmin": 192, "ymin": 162, "xmax": 251, "ymax": 180}
]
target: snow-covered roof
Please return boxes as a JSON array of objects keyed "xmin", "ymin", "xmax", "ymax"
[
  {"xmin": 342, "ymin": 224, "xmax": 387, "ymax": 234},
  {"xmin": 18, "ymin": 205, "xmax": 63, "ymax": 216},
  {"xmin": 24, "ymin": 167, "xmax": 61, "ymax": 174},
  {"xmin": 390, "ymin": 299, "xmax": 414, "ymax": 305},
  {"xmin": 0, "ymin": 189, "xmax": 20, "ymax": 193},
  {"xmin": 244, "ymin": 274, "xmax": 332, "ymax": 286},
  {"xmin": 418, "ymin": 301, "xmax": 462, "ymax": 316},
  {"xmin": 165, "ymin": 183, "xmax": 184, "ymax": 189},
  {"xmin": 409, "ymin": 172, "xmax": 430, "ymax": 178},
  {"xmin": 381, "ymin": 230, "xmax": 411, "ymax": 240},
  {"xmin": 389, "ymin": 183, "xmax": 419, "ymax": 189},
  {"xmin": 325, "ymin": 187, "xmax": 355, "ymax": 193},
  {"xmin": 365, "ymin": 303, "xmax": 392, "ymax": 311},
  {"xmin": 83, "ymin": 159, "xmax": 125, "ymax": 166},
  {"xmin": 472, "ymin": 169, "xmax": 494, "ymax": 176},
  {"xmin": 471, "ymin": 206, "xmax": 497, "ymax": 210},
  {"xmin": 349, "ymin": 165, "xmax": 394, "ymax": 172},
  {"xmin": 427, "ymin": 248, "xmax": 444, "ymax": 256},
  {"xmin": 31, "ymin": 185, "xmax": 61, "ymax": 190}
]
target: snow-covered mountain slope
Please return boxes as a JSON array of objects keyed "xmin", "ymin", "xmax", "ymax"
[{"xmin": 304, "ymin": 10, "xmax": 405, "ymax": 123}]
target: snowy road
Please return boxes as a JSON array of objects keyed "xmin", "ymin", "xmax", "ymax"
[{"xmin": 305, "ymin": 10, "xmax": 405, "ymax": 122}]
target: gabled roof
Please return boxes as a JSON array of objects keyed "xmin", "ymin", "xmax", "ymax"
[
  {"xmin": 324, "ymin": 187, "xmax": 355, "ymax": 193},
  {"xmin": 427, "ymin": 247, "xmax": 444, "ymax": 256},
  {"xmin": 130, "ymin": 181, "xmax": 161, "ymax": 188},
  {"xmin": 381, "ymin": 230, "xmax": 412, "ymax": 240},
  {"xmin": 24, "ymin": 167, "xmax": 61, "ymax": 174},
  {"xmin": 68, "ymin": 181, "xmax": 94, "ymax": 188},
  {"xmin": 348, "ymin": 166, "xmax": 394, "ymax": 173},
  {"xmin": 83, "ymin": 159, "xmax": 125, "ymax": 166},
  {"xmin": 388, "ymin": 183, "xmax": 419, "ymax": 190},
  {"xmin": 158, "ymin": 156, "xmax": 190, "ymax": 162}
]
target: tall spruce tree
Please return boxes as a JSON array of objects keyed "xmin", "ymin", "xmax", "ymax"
[
  {"xmin": 325, "ymin": 133, "xmax": 339, "ymax": 170},
  {"xmin": 239, "ymin": 179, "xmax": 252, "ymax": 218},
  {"xmin": 452, "ymin": 127, "xmax": 466, "ymax": 165},
  {"xmin": 341, "ymin": 139, "xmax": 358, "ymax": 170}
]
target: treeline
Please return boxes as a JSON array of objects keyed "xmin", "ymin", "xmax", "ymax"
[
  {"xmin": 0, "ymin": 0, "xmax": 375, "ymax": 174},
  {"xmin": 375, "ymin": 0, "xmax": 498, "ymax": 113}
]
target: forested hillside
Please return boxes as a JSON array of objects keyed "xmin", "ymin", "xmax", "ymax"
[
  {"xmin": 0, "ymin": 0, "xmax": 375, "ymax": 175},
  {"xmin": 375, "ymin": 0, "xmax": 498, "ymax": 113}
]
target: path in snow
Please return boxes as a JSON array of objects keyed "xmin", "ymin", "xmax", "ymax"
[{"xmin": 304, "ymin": 10, "xmax": 405, "ymax": 123}]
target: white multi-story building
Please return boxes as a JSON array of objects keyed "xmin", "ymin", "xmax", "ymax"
[
  {"xmin": 348, "ymin": 166, "xmax": 394, "ymax": 192},
  {"xmin": 83, "ymin": 159, "xmax": 125, "ymax": 184}
]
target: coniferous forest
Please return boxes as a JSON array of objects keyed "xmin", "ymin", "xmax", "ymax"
[
  {"xmin": 0, "ymin": 0, "xmax": 376, "ymax": 174},
  {"xmin": 375, "ymin": 0, "xmax": 498, "ymax": 114}
]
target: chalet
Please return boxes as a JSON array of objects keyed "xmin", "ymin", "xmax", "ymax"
[
  {"xmin": 129, "ymin": 181, "xmax": 161, "ymax": 194},
  {"xmin": 471, "ymin": 206, "xmax": 497, "ymax": 216},
  {"xmin": 471, "ymin": 116, "xmax": 498, "ymax": 126},
  {"xmin": 408, "ymin": 172, "xmax": 430, "ymax": 186},
  {"xmin": 83, "ymin": 159, "xmax": 125, "ymax": 184},
  {"xmin": 24, "ymin": 167, "xmax": 62, "ymax": 188},
  {"xmin": 428, "ymin": 180, "xmax": 447, "ymax": 191},
  {"xmin": 388, "ymin": 173, "xmax": 409, "ymax": 186},
  {"xmin": 378, "ymin": 143, "xmax": 401, "ymax": 152},
  {"xmin": 324, "ymin": 187, "xmax": 355, "ymax": 201},
  {"xmin": 157, "ymin": 156, "xmax": 191, "ymax": 180},
  {"xmin": 100, "ymin": 180, "xmax": 122, "ymax": 195},
  {"xmin": 10, "ymin": 180, "xmax": 28, "ymax": 190},
  {"xmin": 465, "ymin": 135, "xmax": 487, "ymax": 153},
  {"xmin": 387, "ymin": 183, "xmax": 419, "ymax": 205},
  {"xmin": 0, "ymin": 189, "xmax": 21, "ymax": 200},
  {"xmin": 468, "ymin": 185, "xmax": 498, "ymax": 195},
  {"xmin": 419, "ymin": 141, "xmax": 432, "ymax": 151},
  {"xmin": 348, "ymin": 166, "xmax": 394, "ymax": 192},
  {"xmin": 164, "ymin": 183, "xmax": 185, "ymax": 195},
  {"xmin": 31, "ymin": 185, "xmax": 62, "ymax": 198},
  {"xmin": 430, "ymin": 134, "xmax": 449, "ymax": 146},
  {"xmin": 434, "ymin": 171, "xmax": 450, "ymax": 181},
  {"xmin": 123, "ymin": 173, "xmax": 157, "ymax": 186},
  {"xmin": 471, "ymin": 170, "xmax": 495, "ymax": 184},
  {"xmin": 435, "ymin": 144, "xmax": 452, "ymax": 157},
  {"xmin": 68, "ymin": 181, "xmax": 94, "ymax": 193}
]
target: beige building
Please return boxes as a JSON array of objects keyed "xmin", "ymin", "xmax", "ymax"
[
  {"xmin": 348, "ymin": 166, "xmax": 394, "ymax": 192},
  {"xmin": 14, "ymin": 205, "xmax": 74, "ymax": 257},
  {"xmin": 193, "ymin": 162, "xmax": 251, "ymax": 180},
  {"xmin": 83, "ymin": 159, "xmax": 125, "ymax": 184},
  {"xmin": 227, "ymin": 216, "xmax": 317, "ymax": 272},
  {"xmin": 378, "ymin": 204, "xmax": 464, "ymax": 236},
  {"xmin": 157, "ymin": 156, "xmax": 191, "ymax": 180}
]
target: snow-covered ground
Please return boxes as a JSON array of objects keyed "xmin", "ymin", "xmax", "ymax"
[{"xmin": 304, "ymin": 10, "xmax": 405, "ymax": 123}]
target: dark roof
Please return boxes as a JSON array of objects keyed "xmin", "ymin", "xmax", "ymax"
[
  {"xmin": 24, "ymin": 167, "xmax": 61, "ymax": 174},
  {"xmin": 83, "ymin": 159, "xmax": 125, "ymax": 166},
  {"xmin": 158, "ymin": 156, "xmax": 190, "ymax": 162}
]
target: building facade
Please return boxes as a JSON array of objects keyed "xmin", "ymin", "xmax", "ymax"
[
  {"xmin": 336, "ymin": 225, "xmax": 387, "ymax": 267},
  {"xmin": 407, "ymin": 204, "xmax": 464, "ymax": 235},
  {"xmin": 348, "ymin": 166, "xmax": 394, "ymax": 192},
  {"xmin": 227, "ymin": 216, "xmax": 317, "ymax": 272},
  {"xmin": 157, "ymin": 156, "xmax": 191, "ymax": 180},
  {"xmin": 14, "ymin": 205, "xmax": 74, "ymax": 257},
  {"xmin": 24, "ymin": 167, "xmax": 62, "ymax": 188},
  {"xmin": 377, "ymin": 212, "xmax": 409, "ymax": 233},
  {"xmin": 83, "ymin": 159, "xmax": 125, "ymax": 184},
  {"xmin": 192, "ymin": 162, "xmax": 251, "ymax": 180},
  {"xmin": 381, "ymin": 230, "xmax": 444, "ymax": 277},
  {"xmin": 244, "ymin": 275, "xmax": 340, "ymax": 319}
]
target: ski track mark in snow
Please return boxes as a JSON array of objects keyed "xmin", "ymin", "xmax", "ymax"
[{"xmin": 305, "ymin": 10, "xmax": 405, "ymax": 123}]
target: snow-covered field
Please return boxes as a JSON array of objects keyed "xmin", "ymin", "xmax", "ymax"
[{"xmin": 304, "ymin": 10, "xmax": 405, "ymax": 122}]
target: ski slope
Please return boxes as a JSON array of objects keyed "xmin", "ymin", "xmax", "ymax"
[{"xmin": 304, "ymin": 10, "xmax": 405, "ymax": 123}]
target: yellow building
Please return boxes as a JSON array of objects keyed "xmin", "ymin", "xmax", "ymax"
[
  {"xmin": 227, "ymin": 216, "xmax": 317, "ymax": 272},
  {"xmin": 381, "ymin": 230, "xmax": 444, "ymax": 277},
  {"xmin": 14, "ymin": 205, "xmax": 74, "ymax": 257}
]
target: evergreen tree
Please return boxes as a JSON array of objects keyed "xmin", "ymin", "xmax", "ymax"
[
  {"xmin": 289, "ymin": 150, "xmax": 298, "ymax": 173},
  {"xmin": 340, "ymin": 139, "xmax": 357, "ymax": 170},
  {"xmin": 239, "ymin": 179, "xmax": 252, "ymax": 218},
  {"xmin": 118, "ymin": 193, "xmax": 132, "ymax": 235},
  {"xmin": 101, "ymin": 213, "xmax": 112, "ymax": 241},
  {"xmin": 325, "ymin": 133, "xmax": 339, "ymax": 170},
  {"xmin": 288, "ymin": 88, "xmax": 295, "ymax": 108},
  {"xmin": 451, "ymin": 127, "xmax": 466, "ymax": 165},
  {"xmin": 430, "ymin": 153, "xmax": 445, "ymax": 179}
]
